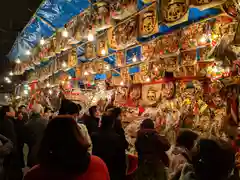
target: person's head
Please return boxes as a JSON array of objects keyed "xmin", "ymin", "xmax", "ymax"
[
  {"xmin": 38, "ymin": 116, "xmax": 90, "ymax": 174},
  {"xmin": 0, "ymin": 105, "xmax": 15, "ymax": 119},
  {"xmin": 140, "ymin": 119, "xmax": 155, "ymax": 130},
  {"xmin": 32, "ymin": 103, "xmax": 44, "ymax": 115},
  {"xmin": 192, "ymin": 138, "xmax": 235, "ymax": 180},
  {"xmin": 18, "ymin": 105, "xmax": 26, "ymax": 113},
  {"xmin": 108, "ymin": 107, "xmax": 121, "ymax": 119},
  {"xmin": 101, "ymin": 115, "xmax": 114, "ymax": 130},
  {"xmin": 89, "ymin": 106, "xmax": 97, "ymax": 118},
  {"xmin": 176, "ymin": 129, "xmax": 199, "ymax": 150},
  {"xmin": 59, "ymin": 100, "xmax": 80, "ymax": 118}
]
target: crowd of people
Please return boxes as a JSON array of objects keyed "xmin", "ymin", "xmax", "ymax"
[{"xmin": 0, "ymin": 98, "xmax": 239, "ymax": 180}]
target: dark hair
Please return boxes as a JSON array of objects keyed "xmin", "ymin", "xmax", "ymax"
[
  {"xmin": 176, "ymin": 129, "xmax": 198, "ymax": 150},
  {"xmin": 38, "ymin": 116, "xmax": 90, "ymax": 174},
  {"xmin": 18, "ymin": 105, "xmax": 26, "ymax": 110},
  {"xmin": 101, "ymin": 115, "xmax": 114, "ymax": 130},
  {"xmin": 192, "ymin": 139, "xmax": 235, "ymax": 180},
  {"xmin": 77, "ymin": 104, "xmax": 82, "ymax": 112},
  {"xmin": 0, "ymin": 106, "xmax": 10, "ymax": 120},
  {"xmin": 89, "ymin": 106, "xmax": 97, "ymax": 117},
  {"xmin": 140, "ymin": 119, "xmax": 155, "ymax": 130},
  {"xmin": 59, "ymin": 99, "xmax": 79, "ymax": 115},
  {"xmin": 108, "ymin": 107, "xmax": 121, "ymax": 119}
]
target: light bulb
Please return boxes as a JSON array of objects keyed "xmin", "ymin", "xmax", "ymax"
[
  {"xmin": 4, "ymin": 95, "xmax": 8, "ymax": 99},
  {"xmin": 62, "ymin": 61, "xmax": 67, "ymax": 68},
  {"xmin": 28, "ymin": 86, "xmax": 31, "ymax": 90},
  {"xmin": 120, "ymin": 81, "xmax": 124, "ymax": 86},
  {"xmin": 105, "ymin": 65, "xmax": 110, "ymax": 70},
  {"xmin": 16, "ymin": 96, "xmax": 21, "ymax": 99},
  {"xmin": 199, "ymin": 36, "xmax": 207, "ymax": 43},
  {"xmin": 68, "ymin": 76, "xmax": 72, "ymax": 80},
  {"xmin": 23, "ymin": 90, "xmax": 28, "ymax": 95},
  {"xmin": 25, "ymin": 50, "xmax": 31, "ymax": 55},
  {"xmin": 61, "ymin": 81, "xmax": 65, "ymax": 84},
  {"xmin": 88, "ymin": 32, "xmax": 94, "ymax": 41},
  {"xmin": 101, "ymin": 49, "xmax": 106, "ymax": 55},
  {"xmin": 155, "ymin": 67, "xmax": 158, "ymax": 71},
  {"xmin": 84, "ymin": 71, "xmax": 89, "ymax": 76},
  {"xmin": 146, "ymin": 77, "xmax": 151, "ymax": 82},
  {"xmin": 62, "ymin": 28, "xmax": 68, "ymax": 38},
  {"xmin": 16, "ymin": 58, "xmax": 21, "ymax": 64},
  {"xmin": 46, "ymin": 83, "xmax": 50, "ymax": 87},
  {"xmin": 49, "ymin": 89, "xmax": 52, "ymax": 95},
  {"xmin": 40, "ymin": 38, "xmax": 45, "ymax": 45},
  {"xmin": 132, "ymin": 56, "xmax": 137, "ymax": 62},
  {"xmin": 7, "ymin": 80, "xmax": 11, "ymax": 84},
  {"xmin": 9, "ymin": 71, "xmax": 13, "ymax": 76},
  {"xmin": 4, "ymin": 77, "xmax": 10, "ymax": 82}
]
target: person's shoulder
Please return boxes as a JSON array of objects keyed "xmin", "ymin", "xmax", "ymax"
[
  {"xmin": 89, "ymin": 155, "xmax": 107, "ymax": 169},
  {"xmin": 24, "ymin": 165, "xmax": 41, "ymax": 180}
]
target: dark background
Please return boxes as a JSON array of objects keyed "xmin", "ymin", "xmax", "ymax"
[{"xmin": 0, "ymin": 0, "xmax": 41, "ymax": 92}]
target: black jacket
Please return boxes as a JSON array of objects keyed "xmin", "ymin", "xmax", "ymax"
[
  {"xmin": 92, "ymin": 129, "xmax": 127, "ymax": 180},
  {"xmin": 24, "ymin": 113, "xmax": 47, "ymax": 167},
  {"xmin": 83, "ymin": 115, "xmax": 99, "ymax": 135}
]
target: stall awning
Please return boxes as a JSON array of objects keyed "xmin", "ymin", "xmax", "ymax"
[{"xmin": 8, "ymin": 0, "xmax": 89, "ymax": 61}]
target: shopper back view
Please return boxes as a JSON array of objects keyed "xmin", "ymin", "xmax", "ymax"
[{"xmin": 23, "ymin": 116, "xmax": 110, "ymax": 180}]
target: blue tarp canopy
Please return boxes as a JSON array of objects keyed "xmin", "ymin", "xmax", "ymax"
[{"xmin": 8, "ymin": 0, "xmax": 89, "ymax": 61}]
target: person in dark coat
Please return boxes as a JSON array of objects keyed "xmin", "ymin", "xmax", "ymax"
[
  {"xmin": 0, "ymin": 133, "xmax": 13, "ymax": 179},
  {"xmin": 83, "ymin": 106, "xmax": 100, "ymax": 135},
  {"xmin": 24, "ymin": 103, "xmax": 47, "ymax": 167},
  {"xmin": 135, "ymin": 119, "xmax": 170, "ymax": 180},
  {"xmin": 0, "ymin": 105, "xmax": 23, "ymax": 180},
  {"xmin": 91, "ymin": 115, "xmax": 127, "ymax": 180}
]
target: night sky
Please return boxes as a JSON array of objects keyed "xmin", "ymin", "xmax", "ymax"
[{"xmin": 0, "ymin": 0, "xmax": 41, "ymax": 92}]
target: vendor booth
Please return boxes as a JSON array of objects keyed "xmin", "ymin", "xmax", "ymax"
[{"xmin": 9, "ymin": 0, "xmax": 240, "ymax": 154}]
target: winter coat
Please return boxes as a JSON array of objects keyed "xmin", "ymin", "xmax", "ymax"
[
  {"xmin": 92, "ymin": 129, "xmax": 127, "ymax": 180},
  {"xmin": 24, "ymin": 113, "xmax": 47, "ymax": 167},
  {"xmin": 168, "ymin": 146, "xmax": 191, "ymax": 179},
  {"xmin": 0, "ymin": 134, "xmax": 13, "ymax": 179},
  {"xmin": 134, "ymin": 129, "xmax": 170, "ymax": 180},
  {"xmin": 83, "ymin": 115, "xmax": 99, "ymax": 135}
]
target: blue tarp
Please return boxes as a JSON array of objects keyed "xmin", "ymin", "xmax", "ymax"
[{"xmin": 8, "ymin": 0, "xmax": 89, "ymax": 61}]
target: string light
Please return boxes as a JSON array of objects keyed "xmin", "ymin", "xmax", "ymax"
[
  {"xmin": 132, "ymin": 55, "xmax": 137, "ymax": 62},
  {"xmin": 199, "ymin": 36, "xmax": 207, "ymax": 44},
  {"xmin": 23, "ymin": 90, "xmax": 28, "ymax": 95},
  {"xmin": 101, "ymin": 49, "xmax": 106, "ymax": 55},
  {"xmin": 61, "ymin": 81, "xmax": 65, "ymax": 84},
  {"xmin": 146, "ymin": 77, "xmax": 151, "ymax": 82},
  {"xmin": 62, "ymin": 28, "xmax": 68, "ymax": 38},
  {"xmin": 16, "ymin": 96, "xmax": 21, "ymax": 99},
  {"xmin": 68, "ymin": 76, "xmax": 72, "ymax": 80},
  {"xmin": 62, "ymin": 61, "xmax": 67, "ymax": 68},
  {"xmin": 49, "ymin": 89, "xmax": 53, "ymax": 95},
  {"xmin": 105, "ymin": 64, "xmax": 110, "ymax": 70},
  {"xmin": 16, "ymin": 58, "xmax": 21, "ymax": 64},
  {"xmin": 25, "ymin": 50, "xmax": 31, "ymax": 55},
  {"xmin": 120, "ymin": 81, "xmax": 124, "ymax": 86},
  {"xmin": 28, "ymin": 86, "xmax": 31, "ymax": 90},
  {"xmin": 40, "ymin": 38, "xmax": 45, "ymax": 45},
  {"xmin": 4, "ymin": 77, "xmax": 10, "ymax": 82},
  {"xmin": 9, "ymin": 71, "xmax": 13, "ymax": 76},
  {"xmin": 46, "ymin": 83, "xmax": 50, "ymax": 87},
  {"xmin": 88, "ymin": 30, "xmax": 94, "ymax": 41},
  {"xmin": 84, "ymin": 71, "xmax": 89, "ymax": 76},
  {"xmin": 4, "ymin": 95, "xmax": 8, "ymax": 99}
]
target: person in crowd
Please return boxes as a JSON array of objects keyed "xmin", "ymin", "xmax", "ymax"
[
  {"xmin": 42, "ymin": 106, "xmax": 52, "ymax": 121},
  {"xmin": 135, "ymin": 119, "xmax": 170, "ymax": 180},
  {"xmin": 168, "ymin": 129, "xmax": 199, "ymax": 179},
  {"xmin": 179, "ymin": 138, "xmax": 235, "ymax": 180},
  {"xmin": 59, "ymin": 99, "xmax": 92, "ymax": 153},
  {"xmin": 0, "ymin": 105, "xmax": 23, "ymax": 180},
  {"xmin": 107, "ymin": 107, "xmax": 128, "ymax": 148},
  {"xmin": 14, "ymin": 105, "xmax": 29, "ymax": 171},
  {"xmin": 23, "ymin": 116, "xmax": 110, "ymax": 180},
  {"xmin": 0, "ymin": 134, "xmax": 13, "ymax": 179},
  {"xmin": 24, "ymin": 103, "xmax": 47, "ymax": 168},
  {"xmin": 91, "ymin": 115, "xmax": 127, "ymax": 180},
  {"xmin": 83, "ymin": 106, "xmax": 100, "ymax": 135}
]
